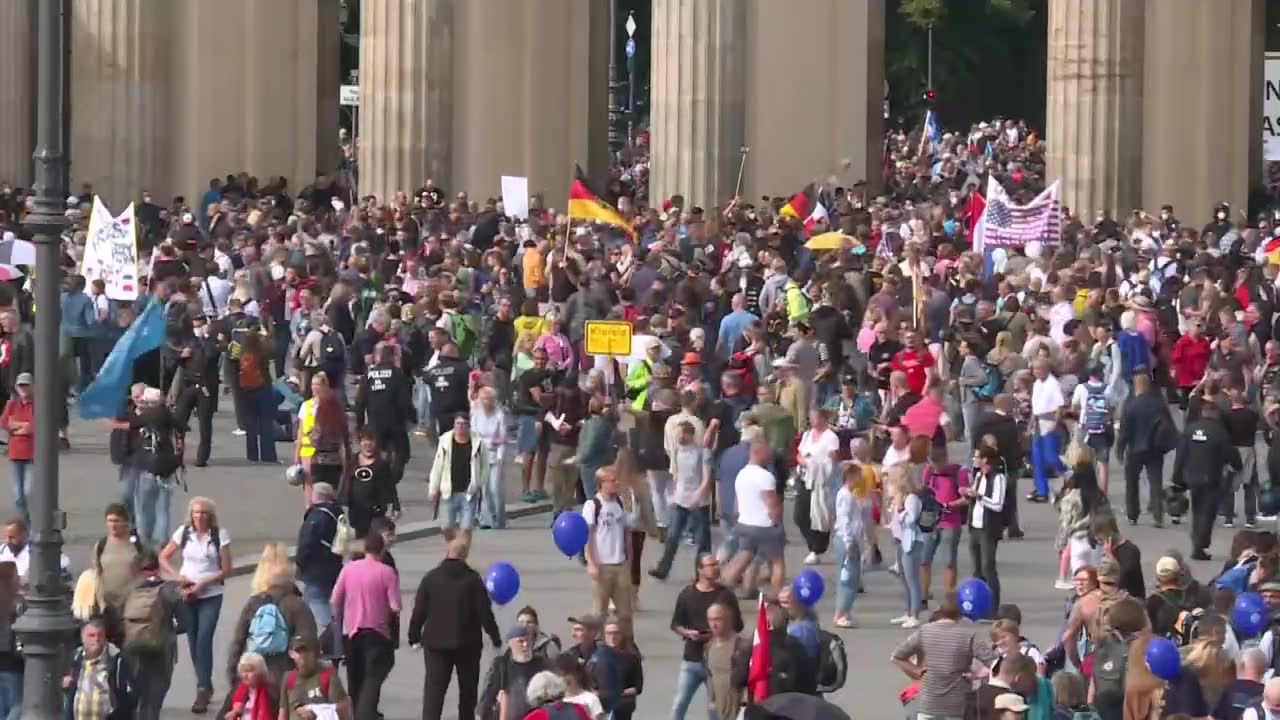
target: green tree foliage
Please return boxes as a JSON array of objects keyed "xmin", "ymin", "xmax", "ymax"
[{"xmin": 887, "ymin": 0, "xmax": 1047, "ymax": 133}]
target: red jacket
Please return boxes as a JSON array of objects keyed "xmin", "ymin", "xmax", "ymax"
[
  {"xmin": 229, "ymin": 680, "xmax": 276, "ymax": 720},
  {"xmin": 0, "ymin": 397, "xmax": 33, "ymax": 461},
  {"xmin": 1170, "ymin": 334, "xmax": 1212, "ymax": 389}
]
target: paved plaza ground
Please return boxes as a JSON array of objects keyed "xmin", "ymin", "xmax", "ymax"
[{"xmin": 0, "ymin": 404, "xmax": 1268, "ymax": 718}]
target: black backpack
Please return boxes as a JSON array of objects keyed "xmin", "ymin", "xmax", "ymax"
[
  {"xmin": 815, "ymin": 630, "xmax": 847, "ymax": 693},
  {"xmin": 916, "ymin": 486, "xmax": 942, "ymax": 534},
  {"xmin": 320, "ymin": 332, "xmax": 345, "ymax": 370}
]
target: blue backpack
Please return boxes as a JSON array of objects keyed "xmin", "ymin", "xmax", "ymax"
[
  {"xmin": 973, "ymin": 362, "xmax": 1003, "ymax": 401},
  {"xmin": 246, "ymin": 596, "xmax": 289, "ymax": 656}
]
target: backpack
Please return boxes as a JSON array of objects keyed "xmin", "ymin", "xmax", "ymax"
[
  {"xmin": 179, "ymin": 525, "xmax": 222, "ymax": 552},
  {"xmin": 1160, "ymin": 594, "xmax": 1206, "ymax": 647},
  {"xmin": 319, "ymin": 332, "xmax": 345, "ymax": 370},
  {"xmin": 121, "ymin": 582, "xmax": 170, "ymax": 654},
  {"xmin": 973, "ymin": 362, "xmax": 1003, "ymax": 402},
  {"xmin": 815, "ymin": 629, "xmax": 847, "ymax": 693},
  {"xmin": 285, "ymin": 666, "xmax": 333, "ymax": 697},
  {"xmin": 1083, "ymin": 382, "xmax": 1110, "ymax": 437},
  {"xmin": 238, "ymin": 352, "xmax": 266, "ymax": 391},
  {"xmin": 916, "ymin": 486, "xmax": 942, "ymax": 534},
  {"xmin": 94, "ymin": 534, "xmax": 144, "ymax": 573},
  {"xmin": 1091, "ymin": 632, "xmax": 1132, "ymax": 709},
  {"xmin": 316, "ymin": 507, "xmax": 355, "ymax": 557},
  {"xmin": 589, "ymin": 495, "xmax": 625, "ymax": 523},
  {"xmin": 246, "ymin": 596, "xmax": 290, "ymax": 656},
  {"xmin": 726, "ymin": 351, "xmax": 758, "ymax": 397},
  {"xmin": 450, "ymin": 312, "xmax": 476, "ymax": 360}
]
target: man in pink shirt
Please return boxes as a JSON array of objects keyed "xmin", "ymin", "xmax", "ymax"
[{"xmin": 331, "ymin": 532, "xmax": 400, "ymax": 719}]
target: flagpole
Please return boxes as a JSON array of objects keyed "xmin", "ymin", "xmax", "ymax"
[{"xmin": 733, "ymin": 146, "xmax": 749, "ymax": 200}]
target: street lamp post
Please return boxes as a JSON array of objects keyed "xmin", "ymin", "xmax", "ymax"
[
  {"xmin": 625, "ymin": 13, "xmax": 637, "ymax": 149},
  {"xmin": 16, "ymin": 0, "xmax": 77, "ymax": 717},
  {"xmin": 607, "ymin": 0, "xmax": 625, "ymax": 156}
]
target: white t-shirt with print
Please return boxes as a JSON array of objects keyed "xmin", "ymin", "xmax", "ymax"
[
  {"xmin": 171, "ymin": 525, "xmax": 230, "ymax": 599},
  {"xmin": 735, "ymin": 463, "xmax": 777, "ymax": 528},
  {"xmin": 582, "ymin": 495, "xmax": 630, "ymax": 565}
]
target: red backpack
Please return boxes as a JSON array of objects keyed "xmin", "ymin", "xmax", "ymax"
[
  {"xmin": 285, "ymin": 666, "xmax": 333, "ymax": 697},
  {"xmin": 726, "ymin": 350, "xmax": 758, "ymax": 396}
]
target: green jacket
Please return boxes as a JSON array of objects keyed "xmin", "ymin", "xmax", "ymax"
[
  {"xmin": 748, "ymin": 402, "xmax": 796, "ymax": 455},
  {"xmin": 625, "ymin": 360, "xmax": 653, "ymax": 411},
  {"xmin": 578, "ymin": 415, "xmax": 618, "ymax": 467}
]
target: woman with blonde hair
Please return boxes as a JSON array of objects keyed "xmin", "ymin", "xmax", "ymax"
[
  {"xmin": 159, "ymin": 496, "xmax": 233, "ymax": 713},
  {"xmin": 249, "ymin": 543, "xmax": 292, "ymax": 595},
  {"xmin": 226, "ymin": 652, "xmax": 278, "ymax": 720},
  {"xmin": 886, "ymin": 466, "xmax": 924, "ymax": 628},
  {"xmin": 986, "ymin": 330, "xmax": 1026, "ymax": 382},
  {"xmin": 613, "ymin": 448, "xmax": 657, "ymax": 605}
]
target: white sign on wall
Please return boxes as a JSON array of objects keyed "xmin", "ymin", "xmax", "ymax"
[
  {"xmin": 1265, "ymin": 53, "xmax": 1280, "ymax": 191},
  {"xmin": 340, "ymin": 85, "xmax": 360, "ymax": 107}
]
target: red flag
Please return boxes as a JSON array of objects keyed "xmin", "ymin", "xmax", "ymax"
[
  {"xmin": 964, "ymin": 191, "xmax": 986, "ymax": 246},
  {"xmin": 747, "ymin": 593, "xmax": 771, "ymax": 702}
]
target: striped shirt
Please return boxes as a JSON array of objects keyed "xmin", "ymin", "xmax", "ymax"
[
  {"xmin": 892, "ymin": 619, "xmax": 996, "ymax": 718},
  {"xmin": 73, "ymin": 654, "xmax": 113, "ymax": 720}
]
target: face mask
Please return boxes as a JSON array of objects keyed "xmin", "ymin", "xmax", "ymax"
[
  {"xmin": 1160, "ymin": 213, "xmax": 1169, "ymax": 221},
  {"xmin": 1218, "ymin": 212, "xmax": 1227, "ymax": 221}
]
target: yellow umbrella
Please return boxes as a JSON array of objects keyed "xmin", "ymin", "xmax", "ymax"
[{"xmin": 805, "ymin": 231, "xmax": 850, "ymax": 251}]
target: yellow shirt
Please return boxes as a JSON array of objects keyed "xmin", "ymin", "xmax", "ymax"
[
  {"xmin": 522, "ymin": 249, "xmax": 545, "ymax": 290},
  {"xmin": 512, "ymin": 315, "xmax": 548, "ymax": 348},
  {"xmin": 298, "ymin": 398, "xmax": 316, "ymax": 458}
]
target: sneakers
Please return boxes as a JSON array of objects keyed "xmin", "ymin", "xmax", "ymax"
[
  {"xmin": 1025, "ymin": 493, "xmax": 1049, "ymax": 504},
  {"xmin": 890, "ymin": 615, "xmax": 911, "ymax": 625},
  {"xmin": 803, "ymin": 552, "xmax": 820, "ymax": 565},
  {"xmin": 1223, "ymin": 520, "xmax": 1235, "ymax": 529},
  {"xmin": 1246, "ymin": 521, "xmax": 1258, "ymax": 529},
  {"xmin": 232, "ymin": 428, "xmax": 247, "ymax": 436},
  {"xmin": 1054, "ymin": 579, "xmax": 1074, "ymax": 590},
  {"xmin": 833, "ymin": 616, "xmax": 857, "ymax": 629},
  {"xmin": 901, "ymin": 617, "xmax": 921, "ymax": 629}
]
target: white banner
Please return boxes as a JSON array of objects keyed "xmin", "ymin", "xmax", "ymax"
[
  {"xmin": 1265, "ymin": 53, "xmax": 1280, "ymax": 191},
  {"xmin": 81, "ymin": 197, "xmax": 139, "ymax": 301},
  {"xmin": 501, "ymin": 175, "xmax": 529, "ymax": 219}
]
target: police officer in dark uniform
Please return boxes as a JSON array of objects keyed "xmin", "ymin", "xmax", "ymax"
[
  {"xmin": 1172, "ymin": 403, "xmax": 1242, "ymax": 560},
  {"xmin": 423, "ymin": 342, "xmax": 471, "ymax": 436},
  {"xmin": 173, "ymin": 314, "xmax": 222, "ymax": 467},
  {"xmin": 354, "ymin": 342, "xmax": 415, "ymax": 482}
]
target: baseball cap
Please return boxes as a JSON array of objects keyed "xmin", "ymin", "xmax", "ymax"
[
  {"xmin": 506, "ymin": 624, "xmax": 532, "ymax": 642},
  {"xmin": 1097, "ymin": 557, "xmax": 1122, "ymax": 582},
  {"xmin": 1155, "ymin": 556, "xmax": 1182, "ymax": 578},
  {"xmin": 567, "ymin": 614, "xmax": 604, "ymax": 631},
  {"xmin": 994, "ymin": 693, "xmax": 1029, "ymax": 712},
  {"xmin": 14, "ymin": 373, "xmax": 32, "ymax": 386},
  {"xmin": 1259, "ymin": 580, "xmax": 1280, "ymax": 593},
  {"xmin": 289, "ymin": 634, "xmax": 318, "ymax": 652}
]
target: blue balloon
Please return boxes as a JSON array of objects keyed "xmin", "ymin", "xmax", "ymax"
[
  {"xmin": 552, "ymin": 512, "xmax": 590, "ymax": 557},
  {"xmin": 1145, "ymin": 637, "xmax": 1181, "ymax": 681},
  {"xmin": 1233, "ymin": 592, "xmax": 1268, "ymax": 638},
  {"xmin": 957, "ymin": 578, "xmax": 993, "ymax": 620},
  {"xmin": 485, "ymin": 562, "xmax": 521, "ymax": 605},
  {"xmin": 792, "ymin": 570, "xmax": 825, "ymax": 607}
]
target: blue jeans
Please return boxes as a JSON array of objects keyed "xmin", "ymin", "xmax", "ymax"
[
  {"xmin": 244, "ymin": 387, "xmax": 278, "ymax": 462},
  {"xmin": 303, "ymin": 579, "xmax": 335, "ymax": 633},
  {"xmin": 182, "ymin": 593, "xmax": 223, "ymax": 692},
  {"xmin": 670, "ymin": 660, "xmax": 714, "ymax": 720},
  {"xmin": 0, "ymin": 670, "xmax": 20, "ymax": 720},
  {"xmin": 834, "ymin": 540, "xmax": 862, "ymax": 617},
  {"xmin": 479, "ymin": 451, "xmax": 507, "ymax": 529},
  {"xmin": 580, "ymin": 463, "xmax": 601, "ymax": 501},
  {"xmin": 898, "ymin": 540, "xmax": 923, "ymax": 616},
  {"xmin": 118, "ymin": 465, "xmax": 140, "ymax": 522},
  {"xmin": 9, "ymin": 460, "xmax": 30, "ymax": 524},
  {"xmin": 134, "ymin": 472, "xmax": 173, "ymax": 547},
  {"xmin": 717, "ymin": 482, "xmax": 738, "ymax": 560},
  {"xmin": 1031, "ymin": 431, "xmax": 1063, "ymax": 498},
  {"xmin": 656, "ymin": 505, "xmax": 711, "ymax": 574},
  {"xmin": 413, "ymin": 380, "xmax": 430, "ymax": 430}
]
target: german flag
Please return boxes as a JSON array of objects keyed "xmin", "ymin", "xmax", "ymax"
[
  {"xmin": 568, "ymin": 165, "xmax": 634, "ymax": 238},
  {"xmin": 779, "ymin": 183, "xmax": 816, "ymax": 220},
  {"xmin": 1265, "ymin": 234, "xmax": 1280, "ymax": 265}
]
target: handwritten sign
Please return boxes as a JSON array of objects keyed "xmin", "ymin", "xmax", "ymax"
[
  {"xmin": 81, "ymin": 197, "xmax": 139, "ymax": 301},
  {"xmin": 584, "ymin": 320, "xmax": 633, "ymax": 356}
]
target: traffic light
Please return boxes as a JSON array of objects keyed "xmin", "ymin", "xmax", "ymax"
[{"xmin": 922, "ymin": 89, "xmax": 937, "ymax": 104}]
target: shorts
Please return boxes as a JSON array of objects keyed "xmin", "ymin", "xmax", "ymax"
[
  {"xmin": 442, "ymin": 493, "xmax": 477, "ymax": 530},
  {"xmin": 516, "ymin": 415, "xmax": 540, "ymax": 455},
  {"xmin": 922, "ymin": 526, "xmax": 961, "ymax": 569},
  {"xmin": 1084, "ymin": 433, "xmax": 1112, "ymax": 463},
  {"xmin": 736, "ymin": 523, "xmax": 785, "ymax": 563}
]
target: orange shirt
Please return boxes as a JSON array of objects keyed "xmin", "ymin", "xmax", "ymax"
[{"xmin": 522, "ymin": 248, "xmax": 545, "ymax": 290}]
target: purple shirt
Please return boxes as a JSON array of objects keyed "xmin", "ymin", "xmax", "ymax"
[{"xmin": 331, "ymin": 556, "xmax": 401, "ymax": 639}]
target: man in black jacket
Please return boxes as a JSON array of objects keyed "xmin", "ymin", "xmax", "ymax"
[
  {"xmin": 1172, "ymin": 403, "xmax": 1242, "ymax": 560},
  {"xmin": 295, "ymin": 482, "xmax": 344, "ymax": 634},
  {"xmin": 971, "ymin": 394, "xmax": 1024, "ymax": 539},
  {"xmin": 408, "ymin": 536, "xmax": 501, "ymax": 720},
  {"xmin": 355, "ymin": 342, "xmax": 415, "ymax": 482},
  {"xmin": 1116, "ymin": 373, "xmax": 1174, "ymax": 527},
  {"xmin": 423, "ymin": 342, "xmax": 471, "ymax": 435}
]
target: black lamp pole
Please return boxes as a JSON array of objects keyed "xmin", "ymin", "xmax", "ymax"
[{"xmin": 16, "ymin": 0, "xmax": 78, "ymax": 716}]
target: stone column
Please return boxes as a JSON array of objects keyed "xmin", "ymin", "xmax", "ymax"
[
  {"xmin": 357, "ymin": 0, "xmax": 453, "ymax": 203},
  {"xmin": 649, "ymin": 0, "xmax": 746, "ymax": 208},
  {"xmin": 742, "ymin": 0, "xmax": 884, "ymax": 200},
  {"xmin": 0, "ymin": 0, "xmax": 33, "ymax": 187},
  {"xmin": 1045, "ymin": 0, "xmax": 1145, "ymax": 221},
  {"xmin": 1142, "ymin": 0, "xmax": 1263, "ymax": 224},
  {"xmin": 70, "ymin": 0, "xmax": 173, "ymax": 209}
]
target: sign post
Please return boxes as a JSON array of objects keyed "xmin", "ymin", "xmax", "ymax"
[{"xmin": 584, "ymin": 321, "xmax": 633, "ymax": 393}]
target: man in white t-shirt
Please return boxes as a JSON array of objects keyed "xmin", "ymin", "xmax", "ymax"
[
  {"xmin": 0, "ymin": 518, "xmax": 71, "ymax": 583},
  {"xmin": 724, "ymin": 439, "xmax": 785, "ymax": 594},
  {"xmin": 1029, "ymin": 359, "xmax": 1065, "ymax": 503},
  {"xmin": 197, "ymin": 271, "xmax": 233, "ymax": 320},
  {"xmin": 583, "ymin": 467, "xmax": 634, "ymax": 634}
]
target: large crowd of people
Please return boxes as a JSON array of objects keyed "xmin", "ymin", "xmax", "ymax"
[{"xmin": 0, "ymin": 110, "xmax": 1278, "ymax": 720}]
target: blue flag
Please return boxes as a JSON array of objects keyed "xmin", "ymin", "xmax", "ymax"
[{"xmin": 80, "ymin": 298, "xmax": 166, "ymax": 419}]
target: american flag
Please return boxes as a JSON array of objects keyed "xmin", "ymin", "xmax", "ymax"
[{"xmin": 976, "ymin": 176, "xmax": 1060, "ymax": 250}]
